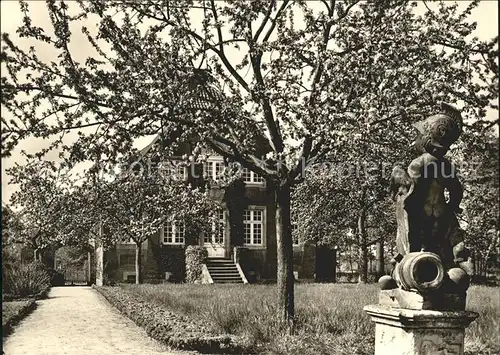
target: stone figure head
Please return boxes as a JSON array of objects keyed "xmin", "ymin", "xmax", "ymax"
[{"xmin": 412, "ymin": 102, "xmax": 463, "ymax": 158}]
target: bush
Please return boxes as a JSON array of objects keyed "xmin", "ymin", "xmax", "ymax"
[
  {"xmin": 185, "ymin": 246, "xmax": 208, "ymax": 283},
  {"xmin": 37, "ymin": 262, "xmax": 65, "ymax": 286},
  {"xmin": 4, "ymin": 262, "xmax": 51, "ymax": 299},
  {"xmin": 152, "ymin": 246, "xmax": 186, "ymax": 282}
]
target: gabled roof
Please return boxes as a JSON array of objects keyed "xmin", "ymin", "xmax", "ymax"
[
  {"xmin": 137, "ymin": 68, "xmax": 273, "ymax": 162},
  {"xmin": 179, "ymin": 68, "xmax": 226, "ymax": 112},
  {"xmin": 138, "ymin": 135, "xmax": 161, "ymax": 158}
]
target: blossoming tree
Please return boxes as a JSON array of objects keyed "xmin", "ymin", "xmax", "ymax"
[{"xmin": 1, "ymin": 0, "xmax": 497, "ymax": 325}]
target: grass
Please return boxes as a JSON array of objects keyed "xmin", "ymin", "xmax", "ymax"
[
  {"xmin": 118, "ymin": 283, "xmax": 375, "ymax": 354},
  {"xmin": 116, "ymin": 283, "xmax": 499, "ymax": 355},
  {"xmin": 465, "ymin": 286, "xmax": 500, "ymax": 354},
  {"xmin": 2, "ymin": 299, "xmax": 37, "ymax": 338}
]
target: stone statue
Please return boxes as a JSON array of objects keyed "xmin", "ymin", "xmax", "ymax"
[
  {"xmin": 364, "ymin": 103, "xmax": 478, "ymax": 355},
  {"xmin": 382, "ymin": 102, "xmax": 471, "ymax": 310}
]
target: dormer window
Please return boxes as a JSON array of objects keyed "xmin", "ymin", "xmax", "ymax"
[
  {"xmin": 242, "ymin": 167, "xmax": 265, "ymax": 185},
  {"xmin": 203, "ymin": 158, "xmax": 225, "ymax": 181},
  {"xmin": 161, "ymin": 160, "xmax": 187, "ymax": 181}
]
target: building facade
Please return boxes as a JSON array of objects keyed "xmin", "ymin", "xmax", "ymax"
[{"xmin": 105, "ymin": 138, "xmax": 316, "ymax": 283}]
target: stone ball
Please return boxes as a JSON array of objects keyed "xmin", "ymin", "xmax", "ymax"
[
  {"xmin": 378, "ymin": 275, "xmax": 397, "ymax": 290},
  {"xmin": 447, "ymin": 267, "xmax": 470, "ymax": 291}
]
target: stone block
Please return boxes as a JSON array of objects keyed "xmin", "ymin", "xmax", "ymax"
[
  {"xmin": 379, "ymin": 289, "xmax": 466, "ymax": 310},
  {"xmin": 364, "ymin": 304, "xmax": 478, "ymax": 355}
]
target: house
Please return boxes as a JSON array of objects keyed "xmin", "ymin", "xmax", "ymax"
[
  {"xmin": 98, "ymin": 68, "xmax": 324, "ymax": 284},
  {"xmin": 103, "ymin": 137, "xmax": 317, "ymax": 284}
]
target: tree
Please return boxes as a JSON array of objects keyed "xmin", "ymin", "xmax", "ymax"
[
  {"xmin": 96, "ymin": 155, "xmax": 216, "ymax": 284},
  {"xmin": 292, "ymin": 156, "xmax": 396, "ymax": 283},
  {"xmin": 6, "ymin": 159, "xmax": 74, "ymax": 261},
  {"xmin": 291, "ymin": 109, "xmax": 407, "ymax": 283},
  {"xmin": 2, "ymin": 204, "xmax": 25, "ymax": 263},
  {"xmin": 456, "ymin": 129, "xmax": 499, "ymax": 280},
  {"xmin": 1, "ymin": 0, "xmax": 497, "ymax": 325}
]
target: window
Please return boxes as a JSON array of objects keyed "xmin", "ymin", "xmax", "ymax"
[
  {"xmin": 242, "ymin": 167, "xmax": 264, "ymax": 184},
  {"xmin": 215, "ymin": 161, "xmax": 224, "ymax": 180},
  {"xmin": 162, "ymin": 221, "xmax": 185, "ymax": 245},
  {"xmin": 119, "ymin": 254, "xmax": 135, "ymax": 266},
  {"xmin": 243, "ymin": 207, "xmax": 265, "ymax": 245},
  {"xmin": 214, "ymin": 209, "xmax": 225, "ymax": 244},
  {"xmin": 162, "ymin": 160, "xmax": 187, "ymax": 181},
  {"xmin": 292, "ymin": 222, "xmax": 299, "ymax": 246},
  {"xmin": 203, "ymin": 159, "xmax": 225, "ymax": 181},
  {"xmin": 205, "ymin": 209, "xmax": 225, "ymax": 244},
  {"xmin": 203, "ymin": 161, "xmax": 210, "ymax": 178}
]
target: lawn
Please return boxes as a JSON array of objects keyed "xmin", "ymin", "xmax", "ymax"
[{"xmin": 114, "ymin": 283, "xmax": 500, "ymax": 355}]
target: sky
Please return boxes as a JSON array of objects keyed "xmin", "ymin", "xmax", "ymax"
[{"xmin": 1, "ymin": 0, "xmax": 498, "ymax": 205}]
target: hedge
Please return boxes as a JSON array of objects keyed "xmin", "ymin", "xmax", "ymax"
[
  {"xmin": 2, "ymin": 299, "xmax": 37, "ymax": 338},
  {"xmin": 152, "ymin": 246, "xmax": 186, "ymax": 282},
  {"xmin": 94, "ymin": 286, "xmax": 251, "ymax": 354},
  {"xmin": 2, "ymin": 289, "xmax": 48, "ymax": 302},
  {"xmin": 185, "ymin": 246, "xmax": 208, "ymax": 283}
]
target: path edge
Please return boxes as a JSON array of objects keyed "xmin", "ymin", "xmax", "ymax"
[
  {"xmin": 92, "ymin": 285, "xmax": 253, "ymax": 354},
  {"xmin": 2, "ymin": 299, "xmax": 37, "ymax": 339}
]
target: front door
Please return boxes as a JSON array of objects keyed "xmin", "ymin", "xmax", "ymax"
[
  {"xmin": 204, "ymin": 210, "xmax": 226, "ymax": 258},
  {"xmin": 204, "ymin": 234, "xmax": 225, "ymax": 258}
]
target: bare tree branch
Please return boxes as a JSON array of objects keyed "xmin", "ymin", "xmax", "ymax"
[
  {"xmin": 253, "ymin": 0, "xmax": 276, "ymax": 42},
  {"xmin": 262, "ymin": 0, "xmax": 291, "ymax": 43}
]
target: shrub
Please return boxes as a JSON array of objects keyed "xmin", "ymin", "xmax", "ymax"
[
  {"xmin": 103, "ymin": 273, "xmax": 116, "ymax": 286},
  {"xmin": 185, "ymin": 246, "xmax": 208, "ymax": 283},
  {"xmin": 152, "ymin": 246, "xmax": 186, "ymax": 282},
  {"xmin": 36, "ymin": 262, "xmax": 64, "ymax": 286},
  {"xmin": 4, "ymin": 262, "xmax": 51, "ymax": 298}
]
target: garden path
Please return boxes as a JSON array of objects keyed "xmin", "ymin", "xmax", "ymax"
[{"xmin": 3, "ymin": 286, "xmax": 194, "ymax": 355}]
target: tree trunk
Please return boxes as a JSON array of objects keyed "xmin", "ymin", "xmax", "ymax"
[
  {"xmin": 95, "ymin": 222, "xmax": 104, "ymax": 286},
  {"xmin": 376, "ymin": 238, "xmax": 384, "ymax": 278},
  {"xmin": 471, "ymin": 249, "xmax": 476, "ymax": 278},
  {"xmin": 276, "ymin": 183, "xmax": 294, "ymax": 328},
  {"xmin": 87, "ymin": 251, "xmax": 92, "ymax": 285},
  {"xmin": 333, "ymin": 249, "xmax": 339, "ymax": 283},
  {"xmin": 348, "ymin": 246, "xmax": 354, "ymax": 277},
  {"xmin": 135, "ymin": 242, "xmax": 142, "ymax": 284},
  {"xmin": 358, "ymin": 209, "xmax": 368, "ymax": 283},
  {"xmin": 484, "ymin": 233, "xmax": 499, "ymax": 273}
]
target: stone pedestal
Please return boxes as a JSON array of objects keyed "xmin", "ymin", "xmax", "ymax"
[
  {"xmin": 379, "ymin": 288, "xmax": 466, "ymax": 310},
  {"xmin": 364, "ymin": 304, "xmax": 478, "ymax": 355}
]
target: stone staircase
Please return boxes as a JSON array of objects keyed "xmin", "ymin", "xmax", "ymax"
[{"xmin": 206, "ymin": 258, "xmax": 245, "ymax": 284}]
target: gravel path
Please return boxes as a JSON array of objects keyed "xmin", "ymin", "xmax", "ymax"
[{"xmin": 3, "ymin": 286, "xmax": 193, "ymax": 355}]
